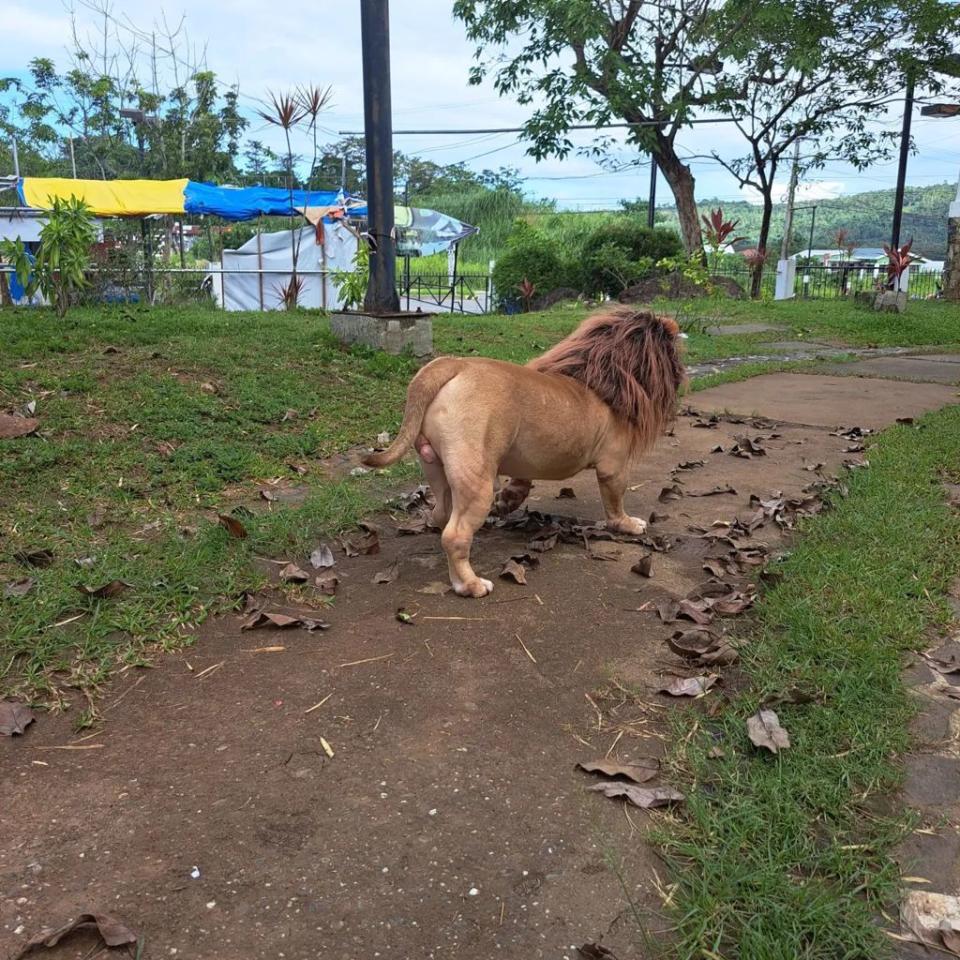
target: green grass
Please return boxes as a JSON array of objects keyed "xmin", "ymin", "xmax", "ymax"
[
  {"xmin": 678, "ymin": 295, "xmax": 960, "ymax": 347},
  {"xmin": 1, "ymin": 297, "xmax": 954, "ymax": 708},
  {"xmin": 658, "ymin": 405, "xmax": 960, "ymax": 958}
]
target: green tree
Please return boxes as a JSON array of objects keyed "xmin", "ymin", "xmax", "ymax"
[
  {"xmin": 708, "ymin": 0, "xmax": 960, "ymax": 296},
  {"xmin": 452, "ymin": 0, "xmax": 754, "ymax": 257}
]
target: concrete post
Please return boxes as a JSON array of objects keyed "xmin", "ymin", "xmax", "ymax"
[
  {"xmin": 944, "ymin": 173, "xmax": 960, "ymax": 302},
  {"xmin": 774, "ymin": 258, "xmax": 796, "ymax": 300}
]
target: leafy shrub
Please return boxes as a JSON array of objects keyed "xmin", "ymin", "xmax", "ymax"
[
  {"xmin": 580, "ymin": 219, "xmax": 682, "ymax": 296},
  {"xmin": 492, "ymin": 222, "xmax": 569, "ymax": 306},
  {"xmin": 0, "ymin": 197, "xmax": 97, "ymax": 319}
]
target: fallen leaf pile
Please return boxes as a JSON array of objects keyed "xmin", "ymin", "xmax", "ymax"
[
  {"xmin": 749, "ymin": 491, "xmax": 825, "ymax": 530},
  {"xmin": 653, "ymin": 580, "xmax": 755, "ymax": 627},
  {"xmin": 241, "ymin": 610, "xmax": 330, "ymax": 632},
  {"xmin": 578, "ymin": 754, "xmax": 684, "ymax": 810}
]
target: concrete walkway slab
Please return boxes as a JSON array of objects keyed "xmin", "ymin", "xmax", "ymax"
[
  {"xmin": 818, "ymin": 355, "xmax": 960, "ymax": 385},
  {"xmin": 694, "ymin": 373, "xmax": 958, "ymax": 429},
  {"xmin": 706, "ymin": 322, "xmax": 786, "ymax": 335}
]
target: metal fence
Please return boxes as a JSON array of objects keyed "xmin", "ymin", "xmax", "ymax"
[
  {"xmin": 1, "ymin": 261, "xmax": 946, "ymax": 313},
  {"xmin": 788, "ymin": 262, "xmax": 943, "ymax": 300}
]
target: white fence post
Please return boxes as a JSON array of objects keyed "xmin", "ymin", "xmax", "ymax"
[{"xmin": 774, "ymin": 259, "xmax": 796, "ymax": 300}]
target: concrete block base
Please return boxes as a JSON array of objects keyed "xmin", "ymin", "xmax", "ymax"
[{"xmin": 330, "ymin": 311, "xmax": 433, "ymax": 357}]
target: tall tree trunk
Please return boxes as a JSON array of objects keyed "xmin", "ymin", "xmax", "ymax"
[
  {"xmin": 751, "ymin": 195, "xmax": 774, "ymax": 299},
  {"xmin": 655, "ymin": 141, "xmax": 704, "ymax": 261}
]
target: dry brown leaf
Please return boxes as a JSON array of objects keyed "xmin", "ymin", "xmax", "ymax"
[
  {"xmin": 310, "ymin": 544, "xmax": 335, "ymax": 569},
  {"xmin": 688, "ymin": 485, "xmax": 738, "ymax": 498},
  {"xmin": 648, "ymin": 511, "xmax": 670, "ymax": 524},
  {"xmin": 942, "ymin": 926, "xmax": 960, "ymax": 954},
  {"xmin": 14, "ymin": 549, "xmax": 54, "ymax": 568},
  {"xmin": 218, "ymin": 514, "xmax": 248, "ymax": 539},
  {"xmin": 577, "ymin": 942, "xmax": 618, "ymax": 959},
  {"xmin": 241, "ymin": 611, "xmax": 330, "ymax": 632},
  {"xmin": 746, "ymin": 709, "xmax": 791, "ymax": 753},
  {"xmin": 396, "ymin": 516, "xmax": 429, "ymax": 535},
  {"xmin": 76, "ymin": 580, "xmax": 131, "ymax": 600},
  {"xmin": 0, "ymin": 413, "xmax": 40, "ymax": 440},
  {"xmin": 557, "ymin": 487, "xmax": 577, "ymax": 499},
  {"xmin": 676, "ymin": 459, "xmax": 706, "ymax": 471},
  {"xmin": 0, "ymin": 700, "xmax": 36, "ymax": 736},
  {"xmin": 373, "ymin": 560, "xmax": 400, "ymax": 584},
  {"xmin": 500, "ymin": 559, "xmax": 527, "ymax": 585},
  {"xmin": 657, "ymin": 674, "xmax": 719, "ymax": 697},
  {"xmin": 658, "ymin": 483, "xmax": 684, "ymax": 502},
  {"xmin": 12, "ymin": 911, "xmax": 137, "ymax": 957},
  {"xmin": 314, "ymin": 571, "xmax": 340, "ymax": 596},
  {"xmin": 667, "ymin": 629, "xmax": 722, "ymax": 659},
  {"xmin": 259, "ymin": 488, "xmax": 278, "ymax": 502},
  {"xmin": 576, "ymin": 758, "xmax": 660, "ymax": 784},
  {"xmin": 279, "ymin": 563, "xmax": 309, "ymax": 584},
  {"xmin": 417, "ymin": 581, "xmax": 450, "ymax": 595},
  {"xmin": 4, "ymin": 578, "xmax": 35, "ymax": 598},
  {"xmin": 587, "ymin": 781, "xmax": 685, "ymax": 808},
  {"xmin": 631, "ymin": 555, "xmax": 653, "ymax": 578},
  {"xmin": 527, "ymin": 533, "xmax": 559, "ymax": 552}
]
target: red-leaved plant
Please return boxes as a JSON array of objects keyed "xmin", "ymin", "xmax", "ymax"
[
  {"xmin": 882, "ymin": 238, "xmax": 919, "ymax": 293},
  {"xmin": 834, "ymin": 228, "xmax": 855, "ymax": 261},
  {"xmin": 741, "ymin": 247, "xmax": 768, "ymax": 269},
  {"xmin": 701, "ymin": 208, "xmax": 746, "ymax": 273},
  {"xmin": 517, "ymin": 277, "xmax": 536, "ymax": 312}
]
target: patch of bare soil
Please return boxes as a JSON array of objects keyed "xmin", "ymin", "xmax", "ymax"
[{"xmin": 0, "ymin": 406, "xmax": 870, "ymax": 959}]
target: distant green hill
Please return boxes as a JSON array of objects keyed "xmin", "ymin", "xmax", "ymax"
[{"xmin": 655, "ymin": 182, "xmax": 956, "ymax": 259}]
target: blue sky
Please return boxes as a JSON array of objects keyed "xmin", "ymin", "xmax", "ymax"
[{"xmin": 3, "ymin": 0, "xmax": 959, "ymax": 208}]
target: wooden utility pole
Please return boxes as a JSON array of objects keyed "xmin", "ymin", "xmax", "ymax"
[{"xmin": 780, "ymin": 140, "xmax": 801, "ymax": 261}]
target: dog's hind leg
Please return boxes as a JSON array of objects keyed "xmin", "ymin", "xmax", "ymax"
[
  {"xmin": 596, "ymin": 462, "xmax": 647, "ymax": 536},
  {"xmin": 441, "ymin": 471, "xmax": 496, "ymax": 598},
  {"xmin": 420, "ymin": 453, "xmax": 452, "ymax": 529}
]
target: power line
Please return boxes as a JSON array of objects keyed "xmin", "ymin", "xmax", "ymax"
[{"xmin": 337, "ymin": 118, "xmax": 740, "ymax": 136}]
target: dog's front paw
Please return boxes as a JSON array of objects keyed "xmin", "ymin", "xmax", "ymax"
[
  {"xmin": 453, "ymin": 577, "xmax": 494, "ymax": 598},
  {"xmin": 607, "ymin": 515, "xmax": 647, "ymax": 536}
]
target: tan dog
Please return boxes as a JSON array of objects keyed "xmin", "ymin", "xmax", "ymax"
[{"xmin": 365, "ymin": 307, "xmax": 686, "ymax": 597}]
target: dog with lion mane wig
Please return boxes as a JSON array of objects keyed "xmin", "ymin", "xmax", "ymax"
[{"xmin": 365, "ymin": 307, "xmax": 686, "ymax": 597}]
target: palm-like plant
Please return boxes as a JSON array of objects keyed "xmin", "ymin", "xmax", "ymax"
[
  {"xmin": 297, "ymin": 85, "xmax": 333, "ymax": 195},
  {"xmin": 258, "ymin": 91, "xmax": 308, "ymax": 308}
]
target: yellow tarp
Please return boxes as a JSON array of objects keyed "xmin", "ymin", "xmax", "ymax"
[{"xmin": 21, "ymin": 178, "xmax": 189, "ymax": 216}]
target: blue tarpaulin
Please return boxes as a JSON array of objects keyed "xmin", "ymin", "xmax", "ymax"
[{"xmin": 183, "ymin": 182, "xmax": 346, "ymax": 220}]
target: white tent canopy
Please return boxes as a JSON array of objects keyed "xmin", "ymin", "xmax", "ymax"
[{"xmin": 211, "ymin": 221, "xmax": 357, "ymax": 312}]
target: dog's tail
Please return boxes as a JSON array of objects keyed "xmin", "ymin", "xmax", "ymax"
[{"xmin": 363, "ymin": 357, "xmax": 464, "ymax": 468}]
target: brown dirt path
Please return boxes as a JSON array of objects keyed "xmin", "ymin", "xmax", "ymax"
[{"xmin": 2, "ymin": 374, "xmax": 955, "ymax": 960}]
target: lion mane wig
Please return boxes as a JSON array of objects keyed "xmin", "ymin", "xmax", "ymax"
[{"xmin": 527, "ymin": 306, "xmax": 686, "ymax": 457}]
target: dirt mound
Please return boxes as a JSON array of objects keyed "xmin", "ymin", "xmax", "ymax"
[
  {"xmin": 618, "ymin": 274, "xmax": 745, "ymax": 303},
  {"xmin": 531, "ymin": 287, "xmax": 582, "ymax": 311}
]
